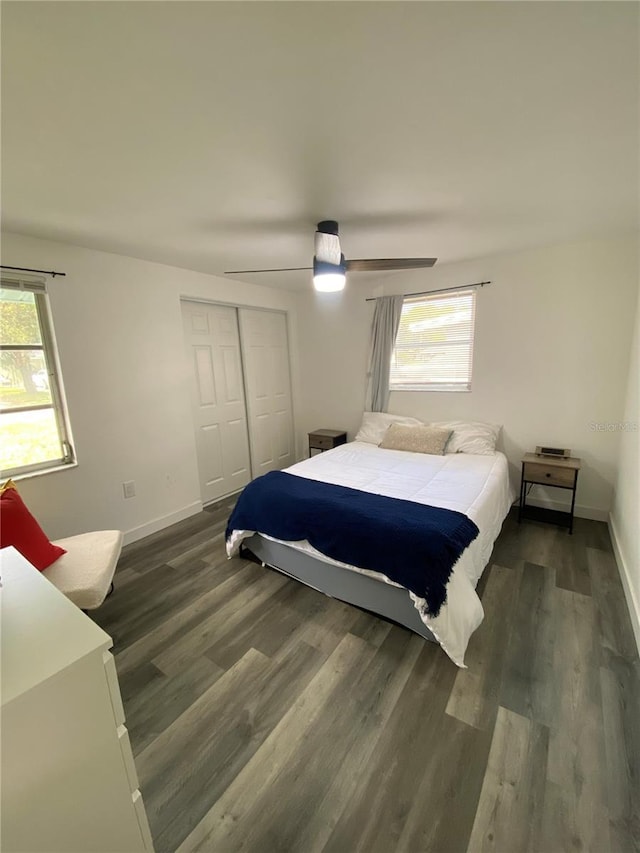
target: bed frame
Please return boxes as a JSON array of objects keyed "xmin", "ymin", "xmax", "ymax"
[{"xmin": 243, "ymin": 533, "xmax": 437, "ymax": 644}]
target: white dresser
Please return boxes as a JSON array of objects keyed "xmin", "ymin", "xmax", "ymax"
[{"xmin": 1, "ymin": 546, "xmax": 154, "ymax": 853}]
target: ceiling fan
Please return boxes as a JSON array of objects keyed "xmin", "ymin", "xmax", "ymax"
[{"xmin": 225, "ymin": 220, "xmax": 437, "ymax": 292}]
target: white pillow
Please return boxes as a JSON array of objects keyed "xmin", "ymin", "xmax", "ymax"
[
  {"xmin": 355, "ymin": 411, "xmax": 424, "ymax": 445},
  {"xmin": 431, "ymin": 420, "xmax": 501, "ymax": 455}
]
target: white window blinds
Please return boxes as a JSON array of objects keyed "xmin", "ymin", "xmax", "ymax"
[
  {"xmin": 389, "ymin": 288, "xmax": 476, "ymax": 391},
  {"xmin": 0, "ymin": 275, "xmax": 46, "ymax": 293}
]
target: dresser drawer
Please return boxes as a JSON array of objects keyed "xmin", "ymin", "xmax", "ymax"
[
  {"xmin": 117, "ymin": 724, "xmax": 140, "ymax": 793},
  {"xmin": 523, "ymin": 462, "xmax": 576, "ymax": 488},
  {"xmin": 103, "ymin": 650, "xmax": 126, "ymax": 727},
  {"xmin": 132, "ymin": 789, "xmax": 154, "ymax": 851}
]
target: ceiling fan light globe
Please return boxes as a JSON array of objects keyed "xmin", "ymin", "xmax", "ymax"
[{"xmin": 313, "ymin": 273, "xmax": 346, "ymax": 292}]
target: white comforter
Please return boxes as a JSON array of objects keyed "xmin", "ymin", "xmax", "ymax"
[{"xmin": 227, "ymin": 441, "xmax": 515, "ymax": 667}]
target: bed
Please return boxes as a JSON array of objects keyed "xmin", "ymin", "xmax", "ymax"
[{"xmin": 226, "ymin": 433, "xmax": 515, "ymax": 667}]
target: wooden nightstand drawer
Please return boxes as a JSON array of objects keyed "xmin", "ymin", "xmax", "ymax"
[
  {"xmin": 308, "ymin": 429, "xmax": 347, "ymax": 455},
  {"xmin": 522, "ymin": 461, "xmax": 576, "ymax": 488},
  {"xmin": 310, "ymin": 435, "xmax": 335, "ymax": 450}
]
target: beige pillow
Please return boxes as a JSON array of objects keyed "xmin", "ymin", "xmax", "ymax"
[{"xmin": 379, "ymin": 424, "xmax": 452, "ymax": 455}]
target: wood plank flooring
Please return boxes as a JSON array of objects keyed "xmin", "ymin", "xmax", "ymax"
[{"xmin": 91, "ymin": 503, "xmax": 640, "ymax": 853}]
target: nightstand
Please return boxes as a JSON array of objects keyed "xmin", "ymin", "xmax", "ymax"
[
  {"xmin": 308, "ymin": 429, "xmax": 347, "ymax": 456},
  {"xmin": 518, "ymin": 452, "xmax": 581, "ymax": 534}
]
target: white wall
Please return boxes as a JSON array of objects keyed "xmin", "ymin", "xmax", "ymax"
[
  {"xmin": 3, "ymin": 231, "xmax": 635, "ymax": 545},
  {"xmin": 297, "ymin": 235, "xmax": 638, "ymax": 519},
  {"xmin": 295, "ymin": 284, "xmax": 373, "ymax": 453},
  {"xmin": 1, "ymin": 232, "xmax": 302, "ymax": 543},
  {"xmin": 610, "ymin": 276, "xmax": 640, "ymax": 653}
]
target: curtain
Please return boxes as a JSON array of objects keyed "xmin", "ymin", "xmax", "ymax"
[{"xmin": 367, "ymin": 295, "xmax": 404, "ymax": 412}]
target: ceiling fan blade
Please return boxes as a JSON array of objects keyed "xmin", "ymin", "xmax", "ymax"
[
  {"xmin": 225, "ymin": 267, "xmax": 312, "ymax": 274},
  {"xmin": 345, "ymin": 258, "xmax": 437, "ymax": 272}
]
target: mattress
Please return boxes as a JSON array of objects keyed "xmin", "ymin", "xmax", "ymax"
[{"xmin": 228, "ymin": 441, "xmax": 516, "ymax": 666}]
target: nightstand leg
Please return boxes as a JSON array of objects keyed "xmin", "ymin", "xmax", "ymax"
[
  {"xmin": 518, "ymin": 484, "xmax": 522, "ymax": 523},
  {"xmin": 569, "ymin": 484, "xmax": 577, "ymax": 534},
  {"xmin": 518, "ymin": 467, "xmax": 525, "ymax": 524}
]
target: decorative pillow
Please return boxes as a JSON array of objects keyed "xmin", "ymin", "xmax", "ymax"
[
  {"xmin": 379, "ymin": 424, "xmax": 453, "ymax": 455},
  {"xmin": 355, "ymin": 412, "xmax": 423, "ymax": 445},
  {"xmin": 431, "ymin": 420, "xmax": 501, "ymax": 455},
  {"xmin": 0, "ymin": 486, "xmax": 66, "ymax": 571},
  {"xmin": 0, "ymin": 478, "xmax": 17, "ymax": 493}
]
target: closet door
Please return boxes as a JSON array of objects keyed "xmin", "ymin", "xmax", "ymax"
[
  {"xmin": 238, "ymin": 308, "xmax": 295, "ymax": 477},
  {"xmin": 182, "ymin": 301, "xmax": 251, "ymax": 504}
]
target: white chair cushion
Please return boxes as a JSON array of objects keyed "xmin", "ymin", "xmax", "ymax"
[{"xmin": 44, "ymin": 530, "xmax": 123, "ymax": 610}]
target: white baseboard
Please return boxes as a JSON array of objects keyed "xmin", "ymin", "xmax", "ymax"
[
  {"xmin": 608, "ymin": 513, "xmax": 640, "ymax": 658},
  {"xmin": 123, "ymin": 500, "xmax": 203, "ymax": 546},
  {"xmin": 520, "ymin": 495, "xmax": 608, "ymax": 522}
]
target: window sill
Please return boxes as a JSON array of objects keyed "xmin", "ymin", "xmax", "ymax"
[
  {"xmin": 7, "ymin": 461, "xmax": 78, "ymax": 484},
  {"xmin": 390, "ymin": 386, "xmax": 471, "ymax": 393}
]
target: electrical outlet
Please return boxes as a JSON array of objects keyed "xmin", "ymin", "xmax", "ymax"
[{"xmin": 123, "ymin": 480, "xmax": 136, "ymax": 499}]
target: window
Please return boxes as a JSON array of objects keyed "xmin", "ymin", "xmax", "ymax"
[
  {"xmin": 390, "ymin": 288, "xmax": 476, "ymax": 391},
  {"xmin": 0, "ymin": 277, "xmax": 74, "ymax": 476}
]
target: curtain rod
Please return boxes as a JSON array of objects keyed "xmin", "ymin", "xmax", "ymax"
[
  {"xmin": 1, "ymin": 265, "xmax": 66, "ymax": 278},
  {"xmin": 365, "ymin": 280, "xmax": 490, "ymax": 302}
]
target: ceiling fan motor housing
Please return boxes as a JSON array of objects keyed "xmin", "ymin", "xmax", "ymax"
[{"xmin": 313, "ymin": 255, "xmax": 346, "ymax": 276}]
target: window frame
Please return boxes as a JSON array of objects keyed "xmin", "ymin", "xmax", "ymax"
[
  {"xmin": 389, "ymin": 287, "xmax": 477, "ymax": 393},
  {"xmin": 0, "ymin": 276, "xmax": 75, "ymax": 477}
]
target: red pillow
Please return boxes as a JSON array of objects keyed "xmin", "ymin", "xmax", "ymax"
[{"xmin": 0, "ymin": 487, "xmax": 66, "ymax": 571}]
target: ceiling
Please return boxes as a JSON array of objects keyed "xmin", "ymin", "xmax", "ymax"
[{"xmin": 1, "ymin": 2, "xmax": 637, "ymax": 291}]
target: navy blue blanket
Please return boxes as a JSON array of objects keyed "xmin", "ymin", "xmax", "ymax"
[{"xmin": 226, "ymin": 471, "xmax": 479, "ymax": 617}]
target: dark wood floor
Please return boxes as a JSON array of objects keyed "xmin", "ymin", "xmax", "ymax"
[{"xmin": 91, "ymin": 502, "xmax": 640, "ymax": 853}]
